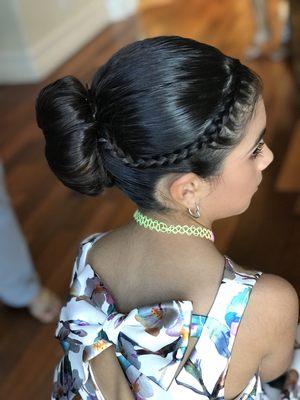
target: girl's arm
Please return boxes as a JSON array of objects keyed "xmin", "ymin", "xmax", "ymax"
[{"xmin": 90, "ymin": 345, "xmax": 135, "ymax": 400}]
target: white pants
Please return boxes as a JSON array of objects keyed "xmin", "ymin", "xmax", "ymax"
[{"xmin": 0, "ymin": 161, "xmax": 41, "ymax": 307}]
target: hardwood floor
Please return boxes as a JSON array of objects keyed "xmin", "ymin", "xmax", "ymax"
[{"xmin": 0, "ymin": 1, "xmax": 299, "ymax": 398}]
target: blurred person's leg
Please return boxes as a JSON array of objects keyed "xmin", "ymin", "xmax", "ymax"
[
  {"xmin": 0, "ymin": 161, "xmax": 61, "ymax": 322},
  {"xmin": 270, "ymin": 0, "xmax": 292, "ymax": 61},
  {"xmin": 0, "ymin": 161, "xmax": 41, "ymax": 307},
  {"xmin": 246, "ymin": 0, "xmax": 291, "ymax": 61},
  {"xmin": 245, "ymin": 0, "xmax": 271, "ymax": 59}
]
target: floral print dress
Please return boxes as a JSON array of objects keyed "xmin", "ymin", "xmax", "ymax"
[{"xmin": 51, "ymin": 232, "xmax": 299, "ymax": 400}]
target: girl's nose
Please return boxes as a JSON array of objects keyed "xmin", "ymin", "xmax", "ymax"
[{"xmin": 259, "ymin": 144, "xmax": 274, "ymax": 171}]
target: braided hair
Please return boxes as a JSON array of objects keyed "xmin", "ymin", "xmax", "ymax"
[{"xmin": 35, "ymin": 36, "xmax": 262, "ymax": 212}]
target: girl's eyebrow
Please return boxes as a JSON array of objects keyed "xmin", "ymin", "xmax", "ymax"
[{"xmin": 250, "ymin": 127, "xmax": 266, "ymax": 152}]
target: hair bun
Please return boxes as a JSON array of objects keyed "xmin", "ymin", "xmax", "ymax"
[{"xmin": 35, "ymin": 75, "xmax": 114, "ymax": 195}]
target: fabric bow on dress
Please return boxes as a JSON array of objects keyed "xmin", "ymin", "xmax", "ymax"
[{"xmin": 52, "ymin": 259, "xmax": 195, "ymax": 400}]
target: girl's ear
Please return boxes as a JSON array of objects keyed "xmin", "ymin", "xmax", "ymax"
[{"xmin": 168, "ymin": 173, "xmax": 210, "ymax": 210}]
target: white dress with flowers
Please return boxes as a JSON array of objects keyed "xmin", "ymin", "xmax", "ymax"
[{"xmin": 51, "ymin": 232, "xmax": 300, "ymax": 400}]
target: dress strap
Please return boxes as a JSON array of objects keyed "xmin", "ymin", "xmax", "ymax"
[
  {"xmin": 70, "ymin": 232, "xmax": 109, "ymax": 286},
  {"xmin": 174, "ymin": 256, "xmax": 262, "ymax": 398}
]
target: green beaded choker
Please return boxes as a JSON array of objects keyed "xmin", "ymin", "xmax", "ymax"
[{"xmin": 133, "ymin": 208, "xmax": 215, "ymax": 242}]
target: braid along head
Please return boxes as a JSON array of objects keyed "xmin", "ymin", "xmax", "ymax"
[
  {"xmin": 97, "ymin": 127, "xmax": 208, "ymax": 169},
  {"xmin": 202, "ymin": 58, "xmax": 243, "ymax": 148}
]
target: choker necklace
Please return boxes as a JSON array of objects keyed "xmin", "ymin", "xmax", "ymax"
[{"xmin": 133, "ymin": 209, "xmax": 215, "ymax": 242}]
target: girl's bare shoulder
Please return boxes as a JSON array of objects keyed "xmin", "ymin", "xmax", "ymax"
[
  {"xmin": 230, "ymin": 258, "xmax": 298, "ymax": 333},
  {"xmin": 230, "ymin": 258, "xmax": 298, "ymax": 311}
]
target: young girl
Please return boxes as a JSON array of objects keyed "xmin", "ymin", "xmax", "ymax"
[{"xmin": 35, "ymin": 36, "xmax": 299, "ymax": 400}]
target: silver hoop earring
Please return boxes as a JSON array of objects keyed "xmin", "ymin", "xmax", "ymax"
[{"xmin": 187, "ymin": 203, "xmax": 201, "ymax": 219}]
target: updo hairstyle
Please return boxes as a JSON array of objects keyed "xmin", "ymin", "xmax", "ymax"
[{"xmin": 35, "ymin": 35, "xmax": 263, "ymax": 213}]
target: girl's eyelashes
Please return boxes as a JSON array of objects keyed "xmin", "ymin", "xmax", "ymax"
[{"xmin": 251, "ymin": 140, "xmax": 265, "ymax": 159}]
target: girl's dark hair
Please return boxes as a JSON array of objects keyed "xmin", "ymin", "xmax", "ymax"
[{"xmin": 35, "ymin": 35, "xmax": 263, "ymax": 212}]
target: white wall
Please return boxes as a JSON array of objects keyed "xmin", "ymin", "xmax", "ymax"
[
  {"xmin": 0, "ymin": 0, "xmax": 138, "ymax": 84},
  {"xmin": 105, "ymin": 0, "xmax": 138, "ymax": 22}
]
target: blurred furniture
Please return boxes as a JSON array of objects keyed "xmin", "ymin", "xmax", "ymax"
[{"xmin": 290, "ymin": 0, "xmax": 300, "ymax": 85}]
